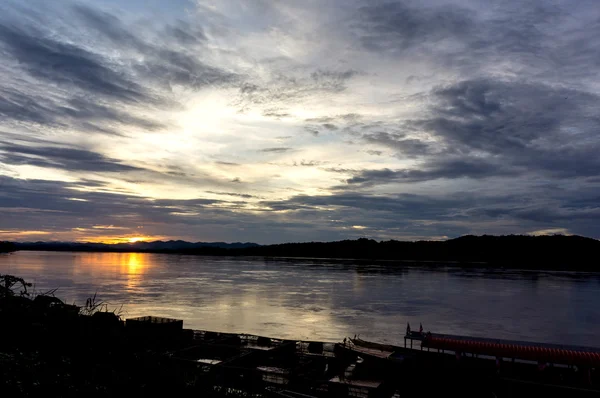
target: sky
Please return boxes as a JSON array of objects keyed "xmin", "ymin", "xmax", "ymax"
[{"xmin": 0, "ymin": 0, "xmax": 599, "ymax": 244}]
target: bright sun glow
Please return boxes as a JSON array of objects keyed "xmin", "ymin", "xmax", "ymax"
[
  {"xmin": 79, "ymin": 235, "xmax": 162, "ymax": 244},
  {"xmin": 128, "ymin": 237, "xmax": 146, "ymax": 243}
]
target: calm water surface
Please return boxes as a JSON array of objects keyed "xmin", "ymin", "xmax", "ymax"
[{"xmin": 1, "ymin": 251, "xmax": 599, "ymax": 347}]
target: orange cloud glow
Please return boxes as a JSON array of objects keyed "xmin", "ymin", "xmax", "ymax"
[
  {"xmin": 0, "ymin": 230, "xmax": 51, "ymax": 240},
  {"xmin": 79, "ymin": 235, "xmax": 165, "ymax": 244}
]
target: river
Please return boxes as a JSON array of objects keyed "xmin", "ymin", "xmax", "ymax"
[{"xmin": 1, "ymin": 251, "xmax": 598, "ymax": 347}]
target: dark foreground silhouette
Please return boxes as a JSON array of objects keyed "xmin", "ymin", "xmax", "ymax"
[
  {"xmin": 5, "ymin": 235, "xmax": 600, "ymax": 271},
  {"xmin": 0, "ymin": 241, "xmax": 15, "ymax": 253}
]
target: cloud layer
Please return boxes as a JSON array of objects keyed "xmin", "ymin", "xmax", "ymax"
[{"xmin": 1, "ymin": 0, "xmax": 599, "ymax": 242}]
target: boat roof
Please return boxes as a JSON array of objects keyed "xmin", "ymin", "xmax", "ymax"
[{"xmin": 421, "ymin": 335, "xmax": 600, "ymax": 366}]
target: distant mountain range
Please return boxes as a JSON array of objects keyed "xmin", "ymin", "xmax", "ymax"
[
  {"xmin": 2, "ymin": 235, "xmax": 599, "ymax": 271},
  {"xmin": 238, "ymin": 234, "xmax": 600, "ymax": 271},
  {"xmin": 7, "ymin": 240, "xmax": 260, "ymax": 252}
]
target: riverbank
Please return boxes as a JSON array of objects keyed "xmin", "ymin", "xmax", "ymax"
[{"xmin": 2, "ymin": 274, "xmax": 599, "ymax": 397}]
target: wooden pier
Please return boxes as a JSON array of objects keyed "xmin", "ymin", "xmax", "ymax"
[{"xmin": 142, "ymin": 316, "xmax": 600, "ymax": 397}]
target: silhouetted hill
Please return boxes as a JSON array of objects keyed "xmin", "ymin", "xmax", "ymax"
[
  {"xmin": 232, "ymin": 235, "xmax": 600, "ymax": 270},
  {"xmin": 6, "ymin": 235, "xmax": 600, "ymax": 271},
  {"xmin": 179, "ymin": 234, "xmax": 598, "ymax": 270},
  {"xmin": 0, "ymin": 241, "xmax": 16, "ymax": 253}
]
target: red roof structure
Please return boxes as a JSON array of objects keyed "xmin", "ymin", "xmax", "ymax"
[{"xmin": 421, "ymin": 335, "xmax": 600, "ymax": 367}]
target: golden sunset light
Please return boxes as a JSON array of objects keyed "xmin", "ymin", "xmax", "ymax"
[
  {"xmin": 127, "ymin": 237, "xmax": 145, "ymax": 243},
  {"xmin": 78, "ymin": 236, "xmax": 162, "ymax": 245}
]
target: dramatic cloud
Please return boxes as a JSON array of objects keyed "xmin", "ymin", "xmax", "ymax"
[
  {"xmin": 0, "ymin": 143, "xmax": 144, "ymax": 173},
  {"xmin": 0, "ymin": 24, "xmax": 147, "ymax": 102},
  {"xmin": 1, "ymin": 0, "xmax": 599, "ymax": 242},
  {"xmin": 260, "ymin": 148, "xmax": 294, "ymax": 153},
  {"xmin": 343, "ymin": 159, "xmax": 518, "ymax": 186},
  {"xmin": 353, "ymin": 1, "xmax": 475, "ymax": 54}
]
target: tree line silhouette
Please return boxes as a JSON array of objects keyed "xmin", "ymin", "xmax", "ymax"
[{"xmin": 5, "ymin": 235, "xmax": 599, "ymax": 271}]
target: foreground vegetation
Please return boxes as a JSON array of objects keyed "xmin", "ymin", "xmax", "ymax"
[{"xmin": 0, "ymin": 274, "xmax": 196, "ymax": 397}]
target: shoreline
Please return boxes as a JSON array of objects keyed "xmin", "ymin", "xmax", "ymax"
[
  {"xmin": 2, "ymin": 274, "xmax": 599, "ymax": 396},
  {"xmin": 8, "ymin": 249, "xmax": 600, "ymax": 274}
]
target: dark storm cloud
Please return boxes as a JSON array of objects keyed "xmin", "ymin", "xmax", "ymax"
[
  {"xmin": 0, "ymin": 87, "xmax": 166, "ymax": 135},
  {"xmin": 260, "ymin": 147, "xmax": 294, "ymax": 153},
  {"xmin": 0, "ymin": 2, "xmax": 238, "ymax": 139},
  {"xmin": 294, "ymin": 160, "xmax": 324, "ymax": 167},
  {"xmin": 0, "ymin": 175, "xmax": 316, "ymax": 242},
  {"xmin": 73, "ymin": 4, "xmax": 238, "ymax": 90},
  {"xmin": 167, "ymin": 24, "xmax": 207, "ymax": 45},
  {"xmin": 58, "ymin": 97, "xmax": 165, "ymax": 131},
  {"xmin": 512, "ymin": 206, "xmax": 600, "ymax": 223},
  {"xmin": 206, "ymin": 191, "xmax": 260, "ymax": 199},
  {"xmin": 261, "ymin": 186, "xmax": 600, "ymax": 237},
  {"xmin": 418, "ymin": 79, "xmax": 600, "ymax": 178},
  {"xmin": 0, "ymin": 143, "xmax": 145, "ymax": 173},
  {"xmin": 346, "ymin": 78, "xmax": 600, "ymax": 186},
  {"xmin": 215, "ymin": 161, "xmax": 241, "ymax": 166},
  {"xmin": 306, "ymin": 114, "xmax": 362, "ymax": 124},
  {"xmin": 351, "ymin": 1, "xmax": 600, "ymax": 82},
  {"xmin": 262, "ymin": 192, "xmax": 465, "ymax": 215},
  {"xmin": 72, "ymin": 4, "xmax": 144, "ymax": 48},
  {"xmin": 152, "ymin": 198, "xmax": 222, "ymax": 208},
  {"xmin": 0, "ymin": 177, "xmax": 201, "ymax": 239},
  {"xmin": 302, "ymin": 113, "xmax": 364, "ymax": 139},
  {"xmin": 424, "ymin": 79, "xmax": 597, "ymax": 152},
  {"xmin": 0, "ymin": 176, "xmax": 225, "ymax": 223},
  {"xmin": 0, "ymin": 177, "xmax": 159, "ymax": 229},
  {"xmin": 352, "ymin": 1, "xmax": 475, "ymax": 53},
  {"xmin": 342, "ymin": 158, "xmax": 517, "ymax": 186},
  {"xmin": 135, "ymin": 49, "xmax": 239, "ymax": 90},
  {"xmin": 258, "ymin": 192, "xmax": 493, "ymax": 238},
  {"xmin": 1, "ymin": 172, "xmax": 599, "ymax": 242},
  {"xmin": 310, "ymin": 69, "xmax": 361, "ymax": 90},
  {"xmin": 0, "ymin": 88, "xmax": 56, "ymax": 125},
  {"xmin": 362, "ymin": 132, "xmax": 432, "ymax": 157},
  {"xmin": 77, "ymin": 5, "xmax": 207, "ymax": 47},
  {"xmin": 0, "ymin": 24, "xmax": 148, "ymax": 103},
  {"xmin": 232, "ymin": 68, "xmax": 359, "ymax": 111},
  {"xmin": 71, "ymin": 179, "xmax": 109, "ymax": 188}
]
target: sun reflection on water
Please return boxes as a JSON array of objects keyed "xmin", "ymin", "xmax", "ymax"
[
  {"xmin": 69, "ymin": 252, "xmax": 151, "ymax": 295},
  {"xmin": 125, "ymin": 252, "xmax": 145, "ymax": 275},
  {"xmin": 72, "ymin": 252, "xmax": 151, "ymax": 277}
]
